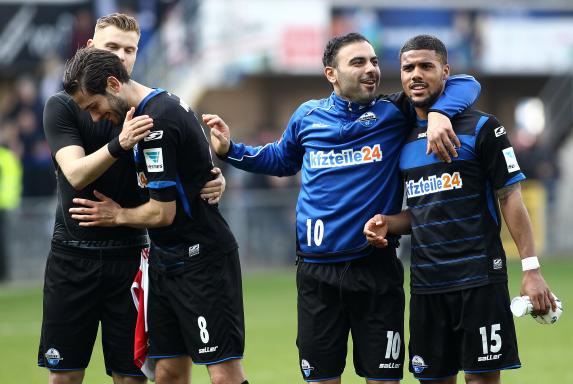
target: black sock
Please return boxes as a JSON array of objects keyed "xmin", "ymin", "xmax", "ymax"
[{"xmin": 241, "ymin": 381, "xmax": 249, "ymax": 384}]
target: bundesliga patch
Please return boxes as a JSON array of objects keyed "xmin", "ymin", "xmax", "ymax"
[
  {"xmin": 143, "ymin": 148, "xmax": 164, "ymax": 172},
  {"xmin": 406, "ymin": 172, "xmax": 462, "ymax": 198},
  {"xmin": 502, "ymin": 147, "xmax": 520, "ymax": 173},
  {"xmin": 309, "ymin": 144, "xmax": 382, "ymax": 168}
]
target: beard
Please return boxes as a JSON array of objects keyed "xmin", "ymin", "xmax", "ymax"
[
  {"xmin": 409, "ymin": 88, "xmax": 442, "ymax": 110},
  {"xmin": 106, "ymin": 93, "xmax": 130, "ymax": 124}
]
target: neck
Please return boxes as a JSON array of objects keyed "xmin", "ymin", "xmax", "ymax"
[
  {"xmin": 416, "ymin": 107, "xmax": 428, "ymax": 120},
  {"xmin": 122, "ymin": 80, "xmax": 154, "ymax": 108}
]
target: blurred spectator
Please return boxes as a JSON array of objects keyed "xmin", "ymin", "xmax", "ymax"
[{"xmin": 5, "ymin": 76, "xmax": 56, "ymax": 197}]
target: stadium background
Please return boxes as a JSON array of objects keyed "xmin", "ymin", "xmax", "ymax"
[{"xmin": 0, "ymin": 0, "xmax": 571, "ymax": 382}]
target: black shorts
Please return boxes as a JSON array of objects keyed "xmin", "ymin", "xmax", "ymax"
[
  {"xmin": 296, "ymin": 247, "xmax": 405, "ymax": 381},
  {"xmin": 147, "ymin": 248, "xmax": 245, "ymax": 364},
  {"xmin": 409, "ymin": 283, "xmax": 520, "ymax": 379},
  {"xmin": 37, "ymin": 244, "xmax": 143, "ymax": 377}
]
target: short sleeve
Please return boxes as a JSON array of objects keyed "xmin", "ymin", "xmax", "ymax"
[{"xmin": 476, "ymin": 115, "xmax": 526, "ymax": 190}]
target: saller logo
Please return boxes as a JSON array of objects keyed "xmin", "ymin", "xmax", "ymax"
[
  {"xmin": 309, "ymin": 144, "xmax": 382, "ymax": 169},
  {"xmin": 406, "ymin": 172, "xmax": 462, "ymax": 198}
]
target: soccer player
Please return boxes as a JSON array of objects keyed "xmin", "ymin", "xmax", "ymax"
[
  {"xmin": 62, "ymin": 47, "xmax": 249, "ymax": 384},
  {"xmin": 364, "ymin": 35, "xmax": 556, "ymax": 384},
  {"xmin": 202, "ymin": 33, "xmax": 480, "ymax": 383},
  {"xmin": 38, "ymin": 13, "xmax": 225, "ymax": 384}
]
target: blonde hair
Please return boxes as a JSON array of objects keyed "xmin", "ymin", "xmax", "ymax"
[{"xmin": 95, "ymin": 13, "xmax": 140, "ymax": 36}]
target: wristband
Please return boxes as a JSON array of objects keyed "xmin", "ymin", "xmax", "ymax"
[
  {"xmin": 108, "ymin": 136, "xmax": 128, "ymax": 158},
  {"xmin": 521, "ymin": 256, "xmax": 540, "ymax": 271}
]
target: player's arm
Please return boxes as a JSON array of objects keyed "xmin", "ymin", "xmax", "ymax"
[
  {"xmin": 203, "ymin": 113, "xmax": 303, "ymax": 176},
  {"xmin": 53, "ymin": 107, "xmax": 153, "ymax": 190},
  {"xmin": 426, "ymin": 74, "xmax": 481, "ymax": 162},
  {"xmin": 364, "ymin": 210, "xmax": 412, "ymax": 248},
  {"xmin": 497, "ymin": 183, "xmax": 556, "ymax": 314},
  {"xmin": 70, "ymin": 190, "xmax": 175, "ymax": 228}
]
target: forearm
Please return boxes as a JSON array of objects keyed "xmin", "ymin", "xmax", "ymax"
[
  {"xmin": 429, "ymin": 74, "xmax": 481, "ymax": 118},
  {"xmin": 225, "ymin": 141, "xmax": 300, "ymax": 177},
  {"xmin": 116, "ymin": 200, "xmax": 175, "ymax": 229},
  {"xmin": 498, "ymin": 184, "xmax": 536, "ymax": 259},
  {"xmin": 387, "ymin": 210, "xmax": 412, "ymax": 235},
  {"xmin": 57, "ymin": 144, "xmax": 119, "ymax": 190}
]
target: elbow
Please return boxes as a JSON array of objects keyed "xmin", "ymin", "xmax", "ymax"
[
  {"xmin": 153, "ymin": 207, "xmax": 176, "ymax": 227},
  {"xmin": 66, "ymin": 174, "xmax": 89, "ymax": 191}
]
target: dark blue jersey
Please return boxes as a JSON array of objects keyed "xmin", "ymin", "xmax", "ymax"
[
  {"xmin": 223, "ymin": 75, "xmax": 480, "ymax": 261},
  {"xmin": 133, "ymin": 89, "xmax": 237, "ymax": 268},
  {"xmin": 400, "ymin": 109, "xmax": 526, "ymax": 294}
]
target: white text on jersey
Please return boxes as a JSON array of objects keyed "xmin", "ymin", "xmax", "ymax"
[
  {"xmin": 309, "ymin": 144, "xmax": 382, "ymax": 169},
  {"xmin": 406, "ymin": 172, "xmax": 463, "ymax": 198}
]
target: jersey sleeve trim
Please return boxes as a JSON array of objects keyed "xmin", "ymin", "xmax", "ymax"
[{"xmin": 504, "ymin": 173, "xmax": 526, "ymax": 187}]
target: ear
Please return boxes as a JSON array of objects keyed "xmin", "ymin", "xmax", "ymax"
[
  {"xmin": 86, "ymin": 39, "xmax": 94, "ymax": 48},
  {"xmin": 324, "ymin": 66, "xmax": 337, "ymax": 85},
  {"xmin": 106, "ymin": 76, "xmax": 122, "ymax": 93},
  {"xmin": 443, "ymin": 63, "xmax": 450, "ymax": 80}
]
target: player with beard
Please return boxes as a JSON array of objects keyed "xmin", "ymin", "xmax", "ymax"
[
  {"xmin": 202, "ymin": 33, "xmax": 481, "ymax": 383},
  {"xmin": 62, "ymin": 47, "xmax": 249, "ymax": 384},
  {"xmin": 364, "ymin": 34, "xmax": 556, "ymax": 384},
  {"xmin": 38, "ymin": 13, "xmax": 225, "ymax": 384}
]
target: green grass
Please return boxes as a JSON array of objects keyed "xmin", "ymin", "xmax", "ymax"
[{"xmin": 1, "ymin": 259, "xmax": 571, "ymax": 383}]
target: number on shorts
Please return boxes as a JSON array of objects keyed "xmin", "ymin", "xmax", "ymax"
[
  {"xmin": 385, "ymin": 330, "xmax": 401, "ymax": 360},
  {"xmin": 479, "ymin": 323, "xmax": 501, "ymax": 354},
  {"xmin": 198, "ymin": 316, "xmax": 210, "ymax": 344},
  {"xmin": 306, "ymin": 218, "xmax": 324, "ymax": 246}
]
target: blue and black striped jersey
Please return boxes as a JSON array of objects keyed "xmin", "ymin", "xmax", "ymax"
[{"xmin": 400, "ymin": 109, "xmax": 525, "ymax": 293}]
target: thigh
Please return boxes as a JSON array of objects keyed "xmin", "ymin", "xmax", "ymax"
[
  {"xmin": 296, "ymin": 262, "xmax": 349, "ymax": 381},
  {"xmin": 101, "ymin": 251, "xmax": 145, "ymax": 377},
  {"xmin": 38, "ymin": 250, "xmax": 101, "ymax": 371},
  {"xmin": 152, "ymin": 249, "xmax": 245, "ymax": 364},
  {"xmin": 460, "ymin": 284, "xmax": 520, "ymax": 374},
  {"xmin": 408, "ymin": 292, "xmax": 460, "ymax": 380},
  {"xmin": 346, "ymin": 251, "xmax": 405, "ymax": 380}
]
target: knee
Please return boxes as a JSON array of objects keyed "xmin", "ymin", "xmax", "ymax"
[
  {"xmin": 465, "ymin": 371, "xmax": 500, "ymax": 384},
  {"xmin": 49, "ymin": 370, "xmax": 84, "ymax": 384},
  {"xmin": 155, "ymin": 366, "xmax": 184, "ymax": 384}
]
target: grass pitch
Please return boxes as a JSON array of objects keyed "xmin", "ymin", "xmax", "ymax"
[{"xmin": 0, "ymin": 259, "xmax": 571, "ymax": 383}]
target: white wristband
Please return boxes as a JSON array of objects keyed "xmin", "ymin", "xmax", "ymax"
[{"xmin": 521, "ymin": 256, "xmax": 540, "ymax": 271}]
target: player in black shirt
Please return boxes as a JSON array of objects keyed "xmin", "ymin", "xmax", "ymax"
[
  {"xmin": 38, "ymin": 14, "xmax": 225, "ymax": 384},
  {"xmin": 62, "ymin": 47, "xmax": 248, "ymax": 384},
  {"xmin": 364, "ymin": 35, "xmax": 556, "ymax": 384}
]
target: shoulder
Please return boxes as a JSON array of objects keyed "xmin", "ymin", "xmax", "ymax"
[
  {"xmin": 44, "ymin": 91, "xmax": 79, "ymax": 114},
  {"xmin": 296, "ymin": 97, "xmax": 334, "ymax": 118},
  {"xmin": 450, "ymin": 109, "xmax": 500, "ymax": 136}
]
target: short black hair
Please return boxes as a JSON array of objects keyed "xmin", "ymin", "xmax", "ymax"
[
  {"xmin": 63, "ymin": 47, "xmax": 130, "ymax": 96},
  {"xmin": 322, "ymin": 32, "xmax": 370, "ymax": 68},
  {"xmin": 399, "ymin": 34, "xmax": 448, "ymax": 64}
]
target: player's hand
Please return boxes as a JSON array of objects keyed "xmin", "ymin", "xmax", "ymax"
[
  {"xmin": 521, "ymin": 269, "xmax": 556, "ymax": 314},
  {"xmin": 363, "ymin": 214, "xmax": 389, "ymax": 248},
  {"xmin": 202, "ymin": 113, "xmax": 231, "ymax": 155},
  {"xmin": 427, "ymin": 111, "xmax": 460, "ymax": 163},
  {"xmin": 119, "ymin": 107, "xmax": 153, "ymax": 150},
  {"xmin": 69, "ymin": 190, "xmax": 121, "ymax": 227},
  {"xmin": 200, "ymin": 167, "xmax": 226, "ymax": 205}
]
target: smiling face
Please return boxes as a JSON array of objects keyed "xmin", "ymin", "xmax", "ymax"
[
  {"xmin": 400, "ymin": 49, "xmax": 450, "ymax": 117},
  {"xmin": 325, "ymin": 40, "xmax": 380, "ymax": 104},
  {"xmin": 73, "ymin": 89, "xmax": 130, "ymax": 125},
  {"xmin": 87, "ymin": 25, "xmax": 139, "ymax": 75}
]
